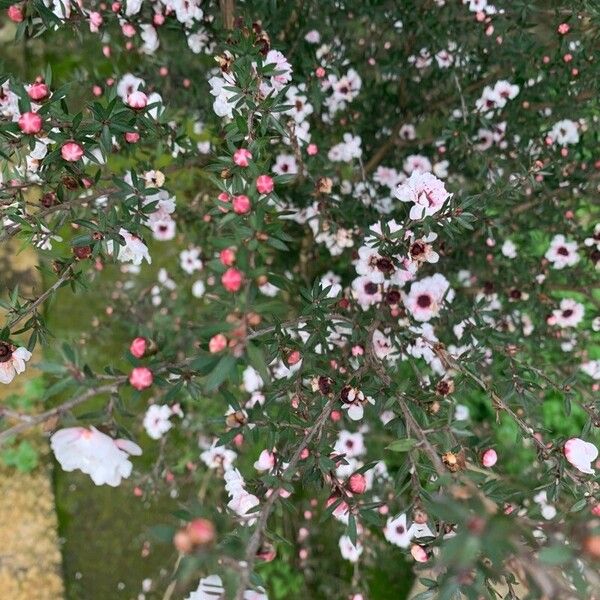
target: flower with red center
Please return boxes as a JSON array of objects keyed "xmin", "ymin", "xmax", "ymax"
[
  {"xmin": 61, "ymin": 141, "xmax": 84, "ymax": 162},
  {"xmin": 127, "ymin": 91, "xmax": 148, "ymax": 109},
  {"xmin": 18, "ymin": 111, "xmax": 43, "ymax": 134},
  {"xmin": 129, "ymin": 337, "xmax": 147, "ymax": 358},
  {"xmin": 233, "ymin": 194, "xmax": 251, "ymax": 214},
  {"xmin": 221, "ymin": 267, "xmax": 243, "ymax": 292},
  {"xmin": 404, "ymin": 273, "xmax": 450, "ymax": 322},
  {"xmin": 0, "ymin": 342, "xmax": 32, "ymax": 384},
  {"xmin": 28, "ymin": 82, "xmax": 49, "ymax": 101},
  {"xmin": 233, "ymin": 148, "xmax": 252, "ymax": 167},
  {"xmin": 256, "ymin": 175, "xmax": 274, "ymax": 195},
  {"xmin": 129, "ymin": 367, "xmax": 153, "ymax": 390}
]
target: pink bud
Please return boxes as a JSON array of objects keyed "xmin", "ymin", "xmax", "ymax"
[
  {"xmin": 347, "ymin": 473, "xmax": 367, "ymax": 494},
  {"xmin": 307, "ymin": 143, "xmax": 318, "ymax": 156},
  {"xmin": 256, "ymin": 175, "xmax": 274, "ymax": 195},
  {"xmin": 92, "ymin": 85, "xmax": 103, "ymax": 97},
  {"xmin": 209, "ymin": 334, "xmax": 227, "ymax": 353},
  {"xmin": 300, "ymin": 448, "xmax": 309, "ymax": 459},
  {"xmin": 219, "ymin": 248, "xmax": 236, "ymax": 266},
  {"xmin": 287, "ymin": 350, "xmax": 301, "ymax": 365},
  {"xmin": 592, "ymin": 505, "xmax": 600, "ymax": 517},
  {"xmin": 233, "ymin": 194, "xmax": 251, "ymax": 214},
  {"xmin": 111, "ymin": 1, "xmax": 121, "ymax": 11},
  {"xmin": 129, "ymin": 367, "xmax": 153, "ymax": 390},
  {"xmin": 122, "ymin": 22, "xmax": 136, "ymax": 37},
  {"xmin": 125, "ymin": 131, "xmax": 140, "ymax": 143},
  {"xmin": 18, "ymin": 111, "xmax": 42, "ymax": 135},
  {"xmin": 557, "ymin": 23, "xmax": 570, "ymax": 35},
  {"xmin": 129, "ymin": 337, "xmax": 147, "ymax": 358},
  {"xmin": 153, "ymin": 13, "xmax": 165, "ymax": 25},
  {"xmin": 233, "ymin": 148, "xmax": 252, "ymax": 167},
  {"xmin": 482, "ymin": 448, "xmax": 498, "ymax": 468},
  {"xmin": 28, "ymin": 82, "xmax": 49, "ymax": 101},
  {"xmin": 127, "ymin": 91, "xmax": 147, "ymax": 109},
  {"xmin": 7, "ymin": 4, "xmax": 24, "ymax": 22},
  {"xmin": 221, "ymin": 268, "xmax": 243, "ymax": 292},
  {"xmin": 330, "ymin": 410, "xmax": 342, "ymax": 422},
  {"xmin": 102, "ymin": 45, "xmax": 111, "ymax": 58},
  {"xmin": 315, "ymin": 67, "xmax": 325, "ymax": 78},
  {"xmin": 61, "ymin": 141, "xmax": 84, "ymax": 162}
]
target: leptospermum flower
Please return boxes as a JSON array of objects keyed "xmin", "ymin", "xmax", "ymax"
[
  {"xmin": 129, "ymin": 366, "xmax": 153, "ymax": 390},
  {"xmin": 383, "ymin": 513, "xmax": 434, "ymax": 548},
  {"xmin": 395, "ymin": 171, "xmax": 452, "ymax": 220},
  {"xmin": 545, "ymin": 234, "xmax": 579, "ymax": 269},
  {"xmin": 0, "ymin": 342, "xmax": 32, "ymax": 384},
  {"xmin": 404, "ymin": 273, "xmax": 451, "ymax": 322},
  {"xmin": 60, "ymin": 141, "xmax": 84, "ymax": 161},
  {"xmin": 340, "ymin": 385, "xmax": 375, "ymax": 421},
  {"xmin": 551, "ymin": 298, "xmax": 585, "ymax": 328},
  {"xmin": 50, "ymin": 426, "xmax": 142, "ymax": 486},
  {"xmin": 27, "ymin": 81, "xmax": 50, "ymax": 101},
  {"xmin": 254, "ymin": 449, "xmax": 276, "ymax": 472},
  {"xmin": 111, "ymin": 228, "xmax": 152, "ymax": 265},
  {"xmin": 233, "ymin": 148, "xmax": 252, "ymax": 167},
  {"xmin": 18, "ymin": 111, "xmax": 43, "ymax": 134},
  {"xmin": 482, "ymin": 448, "xmax": 498, "ymax": 467},
  {"xmin": 564, "ymin": 438, "xmax": 599, "ymax": 474},
  {"xmin": 143, "ymin": 404, "xmax": 173, "ymax": 439}
]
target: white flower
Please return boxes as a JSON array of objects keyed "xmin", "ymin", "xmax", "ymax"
[
  {"xmin": 254, "ymin": 449, "xmax": 276, "ymax": 472},
  {"xmin": 334, "ymin": 431, "xmax": 365, "ymax": 459},
  {"xmin": 186, "ymin": 574, "xmax": 224, "ymax": 600},
  {"xmin": 501, "ymin": 240, "xmax": 517, "ymax": 259},
  {"xmin": 404, "ymin": 274, "xmax": 451, "ymax": 322},
  {"xmin": 272, "ymin": 153, "xmax": 298, "ymax": 176},
  {"xmin": 0, "ymin": 344, "xmax": 32, "ymax": 384},
  {"xmin": 339, "ymin": 535, "xmax": 363, "ymax": 562},
  {"xmin": 243, "ymin": 366, "xmax": 264, "ymax": 393},
  {"xmin": 548, "ymin": 119, "xmax": 579, "ymax": 145},
  {"xmin": 180, "ymin": 247, "xmax": 203, "ymax": 274},
  {"xmin": 110, "ymin": 228, "xmax": 151, "ymax": 266},
  {"xmin": 263, "ymin": 50, "xmax": 293, "ymax": 91},
  {"xmin": 395, "ymin": 171, "xmax": 452, "ymax": 220},
  {"xmin": 545, "ymin": 234, "xmax": 579, "ymax": 269},
  {"xmin": 551, "ymin": 298, "xmax": 584, "ymax": 328},
  {"xmin": 564, "ymin": 438, "xmax": 598, "ymax": 475},
  {"xmin": 51, "ymin": 427, "xmax": 142, "ymax": 487},
  {"xmin": 581, "ymin": 360, "xmax": 600, "ymax": 380},
  {"xmin": 200, "ymin": 440, "xmax": 237, "ymax": 471},
  {"xmin": 143, "ymin": 404, "xmax": 173, "ymax": 440},
  {"xmin": 192, "ymin": 280, "xmax": 206, "ymax": 298},
  {"xmin": 384, "ymin": 513, "xmax": 433, "ymax": 548}
]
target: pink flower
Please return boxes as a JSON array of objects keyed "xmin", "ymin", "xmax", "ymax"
[
  {"xmin": 395, "ymin": 171, "xmax": 452, "ymax": 220},
  {"xmin": 254, "ymin": 449, "xmax": 276, "ymax": 472},
  {"xmin": 0, "ymin": 342, "xmax": 32, "ymax": 384},
  {"xmin": 127, "ymin": 91, "xmax": 147, "ymax": 109},
  {"xmin": 482, "ymin": 448, "xmax": 498, "ymax": 468},
  {"xmin": 129, "ymin": 367, "xmax": 153, "ymax": 390},
  {"xmin": 564, "ymin": 438, "xmax": 598, "ymax": 474},
  {"xmin": 256, "ymin": 175, "xmax": 274, "ymax": 195},
  {"xmin": 61, "ymin": 141, "xmax": 84, "ymax": 162},
  {"xmin": 209, "ymin": 334, "xmax": 227, "ymax": 353},
  {"xmin": 89, "ymin": 11, "xmax": 103, "ymax": 32},
  {"xmin": 129, "ymin": 337, "xmax": 147, "ymax": 358},
  {"xmin": 233, "ymin": 194, "xmax": 251, "ymax": 214},
  {"xmin": 18, "ymin": 111, "xmax": 42, "ymax": 134},
  {"xmin": 221, "ymin": 268, "xmax": 243, "ymax": 292},
  {"xmin": 27, "ymin": 82, "xmax": 49, "ymax": 101},
  {"xmin": 233, "ymin": 148, "xmax": 253, "ymax": 167}
]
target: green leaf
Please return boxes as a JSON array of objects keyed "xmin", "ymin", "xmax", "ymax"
[
  {"xmin": 386, "ymin": 438, "xmax": 418, "ymax": 452},
  {"xmin": 204, "ymin": 355, "xmax": 236, "ymax": 392}
]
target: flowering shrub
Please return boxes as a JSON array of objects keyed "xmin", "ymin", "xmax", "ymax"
[{"xmin": 1, "ymin": 1, "xmax": 600, "ymax": 598}]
